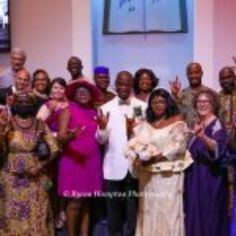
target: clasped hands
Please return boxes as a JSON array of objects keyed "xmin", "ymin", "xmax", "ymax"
[
  {"xmin": 194, "ymin": 121, "xmax": 205, "ymax": 138},
  {"xmin": 133, "ymin": 153, "xmax": 165, "ymax": 168}
]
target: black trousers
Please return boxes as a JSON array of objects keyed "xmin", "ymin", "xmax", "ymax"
[{"xmin": 105, "ymin": 172, "xmax": 138, "ymax": 236}]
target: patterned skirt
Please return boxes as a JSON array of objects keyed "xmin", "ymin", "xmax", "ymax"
[{"xmin": 0, "ymin": 170, "xmax": 54, "ymax": 236}]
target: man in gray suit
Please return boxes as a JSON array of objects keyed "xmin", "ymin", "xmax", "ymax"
[{"xmin": 0, "ymin": 48, "xmax": 27, "ymax": 88}]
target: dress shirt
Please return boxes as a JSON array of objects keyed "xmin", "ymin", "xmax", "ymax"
[{"xmin": 96, "ymin": 96, "xmax": 147, "ymax": 180}]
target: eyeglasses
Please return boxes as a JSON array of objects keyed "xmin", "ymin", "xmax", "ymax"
[
  {"xmin": 196, "ymin": 99, "xmax": 210, "ymax": 104},
  {"xmin": 75, "ymin": 87, "xmax": 90, "ymax": 95}
]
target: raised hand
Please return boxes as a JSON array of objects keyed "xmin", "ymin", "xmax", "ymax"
[
  {"xmin": 194, "ymin": 121, "xmax": 205, "ymax": 138},
  {"xmin": 231, "ymin": 56, "xmax": 236, "ymax": 70},
  {"xmin": 96, "ymin": 109, "xmax": 110, "ymax": 130},
  {"xmin": 169, "ymin": 76, "xmax": 181, "ymax": 97},
  {"xmin": 0, "ymin": 107, "xmax": 9, "ymax": 128},
  {"xmin": 125, "ymin": 114, "xmax": 136, "ymax": 139},
  {"xmin": 69, "ymin": 125, "xmax": 86, "ymax": 139},
  {"xmin": 47, "ymin": 100, "xmax": 58, "ymax": 112}
]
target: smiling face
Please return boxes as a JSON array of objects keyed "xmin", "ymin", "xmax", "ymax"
[
  {"xmin": 67, "ymin": 57, "xmax": 83, "ymax": 78},
  {"xmin": 15, "ymin": 70, "xmax": 30, "ymax": 91},
  {"xmin": 219, "ymin": 67, "xmax": 235, "ymax": 93},
  {"xmin": 139, "ymin": 73, "xmax": 153, "ymax": 93},
  {"xmin": 196, "ymin": 93, "xmax": 213, "ymax": 118},
  {"xmin": 150, "ymin": 95, "xmax": 167, "ymax": 118},
  {"xmin": 115, "ymin": 72, "xmax": 133, "ymax": 100},
  {"xmin": 11, "ymin": 52, "xmax": 26, "ymax": 72},
  {"xmin": 187, "ymin": 63, "xmax": 203, "ymax": 88},
  {"xmin": 94, "ymin": 73, "xmax": 110, "ymax": 91},
  {"xmin": 50, "ymin": 82, "xmax": 66, "ymax": 100},
  {"xmin": 74, "ymin": 86, "xmax": 92, "ymax": 105},
  {"xmin": 33, "ymin": 72, "xmax": 49, "ymax": 94}
]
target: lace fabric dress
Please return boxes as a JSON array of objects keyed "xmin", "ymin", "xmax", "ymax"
[
  {"xmin": 0, "ymin": 120, "xmax": 59, "ymax": 235},
  {"xmin": 127, "ymin": 121, "xmax": 192, "ymax": 236}
]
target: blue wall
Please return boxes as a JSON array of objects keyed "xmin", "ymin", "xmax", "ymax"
[{"xmin": 92, "ymin": 0, "xmax": 193, "ymax": 89}]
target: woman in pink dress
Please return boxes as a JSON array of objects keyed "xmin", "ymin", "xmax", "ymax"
[
  {"xmin": 37, "ymin": 77, "xmax": 68, "ymax": 135},
  {"xmin": 37, "ymin": 77, "xmax": 69, "ymax": 228},
  {"xmin": 58, "ymin": 80, "xmax": 102, "ymax": 236}
]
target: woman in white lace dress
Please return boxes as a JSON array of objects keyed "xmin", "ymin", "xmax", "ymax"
[{"xmin": 125, "ymin": 88, "xmax": 193, "ymax": 236}]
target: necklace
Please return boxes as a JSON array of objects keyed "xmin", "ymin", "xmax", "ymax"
[{"xmin": 14, "ymin": 117, "xmax": 35, "ymax": 130}]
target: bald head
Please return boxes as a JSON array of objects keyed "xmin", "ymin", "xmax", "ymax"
[
  {"xmin": 219, "ymin": 66, "xmax": 235, "ymax": 78},
  {"xmin": 186, "ymin": 62, "xmax": 203, "ymax": 88},
  {"xmin": 219, "ymin": 66, "xmax": 235, "ymax": 93},
  {"xmin": 115, "ymin": 71, "xmax": 133, "ymax": 99},
  {"xmin": 15, "ymin": 69, "xmax": 31, "ymax": 92},
  {"xmin": 186, "ymin": 62, "xmax": 202, "ymax": 73},
  {"xmin": 67, "ymin": 56, "xmax": 83, "ymax": 79}
]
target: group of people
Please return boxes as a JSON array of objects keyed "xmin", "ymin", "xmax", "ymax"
[{"xmin": 0, "ymin": 48, "xmax": 236, "ymax": 236}]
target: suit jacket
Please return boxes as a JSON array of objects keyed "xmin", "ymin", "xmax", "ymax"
[
  {"xmin": 96, "ymin": 96, "xmax": 147, "ymax": 180},
  {"xmin": 0, "ymin": 68, "xmax": 15, "ymax": 89},
  {"xmin": 0, "ymin": 86, "xmax": 13, "ymax": 105}
]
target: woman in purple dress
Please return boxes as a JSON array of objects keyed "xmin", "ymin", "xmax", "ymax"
[
  {"xmin": 58, "ymin": 80, "xmax": 102, "ymax": 236},
  {"xmin": 184, "ymin": 90, "xmax": 229, "ymax": 236}
]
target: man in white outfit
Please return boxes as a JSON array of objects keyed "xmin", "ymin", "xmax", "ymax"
[{"xmin": 96, "ymin": 71, "xmax": 146, "ymax": 236}]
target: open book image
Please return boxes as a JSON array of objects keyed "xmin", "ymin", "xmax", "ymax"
[{"xmin": 103, "ymin": 0, "xmax": 188, "ymax": 34}]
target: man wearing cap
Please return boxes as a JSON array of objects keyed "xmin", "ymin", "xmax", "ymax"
[
  {"xmin": 90, "ymin": 66, "xmax": 116, "ymax": 228},
  {"xmin": 94, "ymin": 66, "xmax": 115, "ymax": 107}
]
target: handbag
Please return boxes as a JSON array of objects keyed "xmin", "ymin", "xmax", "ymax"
[{"xmin": 35, "ymin": 121, "xmax": 51, "ymax": 161}]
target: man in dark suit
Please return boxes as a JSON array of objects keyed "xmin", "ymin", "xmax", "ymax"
[{"xmin": 0, "ymin": 69, "xmax": 31, "ymax": 105}]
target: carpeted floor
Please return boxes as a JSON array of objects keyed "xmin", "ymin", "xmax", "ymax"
[{"xmin": 56, "ymin": 221, "xmax": 108, "ymax": 236}]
